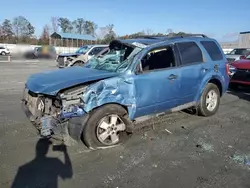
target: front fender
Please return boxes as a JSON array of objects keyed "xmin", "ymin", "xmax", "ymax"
[{"xmin": 82, "ymin": 76, "xmax": 136, "ymax": 120}]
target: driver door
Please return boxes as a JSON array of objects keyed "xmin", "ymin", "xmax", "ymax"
[{"xmin": 132, "ymin": 45, "xmax": 181, "ymax": 119}]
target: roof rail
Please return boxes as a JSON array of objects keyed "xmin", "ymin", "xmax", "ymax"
[
  {"xmin": 133, "ymin": 35, "xmax": 168, "ymax": 39},
  {"xmin": 177, "ymin": 34, "xmax": 208, "ymax": 38},
  {"xmin": 130, "ymin": 34, "xmax": 208, "ymax": 39}
]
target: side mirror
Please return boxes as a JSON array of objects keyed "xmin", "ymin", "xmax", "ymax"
[{"xmin": 240, "ymin": 55, "xmax": 246, "ymax": 60}]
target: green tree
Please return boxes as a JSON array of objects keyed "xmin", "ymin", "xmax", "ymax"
[
  {"xmin": 72, "ymin": 18, "xmax": 85, "ymax": 34},
  {"xmin": 0, "ymin": 19, "xmax": 13, "ymax": 43},
  {"xmin": 1, "ymin": 19, "xmax": 13, "ymax": 37},
  {"xmin": 26, "ymin": 23, "xmax": 35, "ymax": 37},
  {"xmin": 58, "ymin": 17, "xmax": 72, "ymax": 33},
  {"xmin": 83, "ymin": 20, "xmax": 97, "ymax": 36}
]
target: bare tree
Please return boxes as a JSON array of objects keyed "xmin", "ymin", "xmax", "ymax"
[
  {"xmin": 39, "ymin": 24, "xmax": 50, "ymax": 45},
  {"xmin": 102, "ymin": 24, "xmax": 116, "ymax": 43},
  {"xmin": 40, "ymin": 24, "xmax": 50, "ymax": 39},
  {"xmin": 51, "ymin": 17, "xmax": 59, "ymax": 33},
  {"xmin": 167, "ymin": 28, "xmax": 174, "ymax": 36},
  {"xmin": 96, "ymin": 26, "xmax": 109, "ymax": 39},
  {"xmin": 145, "ymin": 28, "xmax": 154, "ymax": 35}
]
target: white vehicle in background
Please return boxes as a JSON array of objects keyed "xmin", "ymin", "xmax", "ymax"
[
  {"xmin": 226, "ymin": 48, "xmax": 250, "ymax": 63},
  {"xmin": 0, "ymin": 46, "xmax": 10, "ymax": 55},
  {"xmin": 57, "ymin": 44, "xmax": 108, "ymax": 68}
]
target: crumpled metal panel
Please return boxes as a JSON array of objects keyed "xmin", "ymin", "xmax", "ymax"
[{"xmin": 82, "ymin": 76, "xmax": 136, "ymax": 120}]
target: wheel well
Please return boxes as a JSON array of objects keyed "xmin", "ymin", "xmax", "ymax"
[
  {"xmin": 90, "ymin": 102, "xmax": 129, "ymax": 114},
  {"xmin": 208, "ymin": 79, "xmax": 222, "ymax": 96},
  {"xmin": 72, "ymin": 60, "xmax": 84, "ymax": 66}
]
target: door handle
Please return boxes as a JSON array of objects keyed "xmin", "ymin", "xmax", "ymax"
[{"xmin": 168, "ymin": 74, "xmax": 178, "ymax": 80}]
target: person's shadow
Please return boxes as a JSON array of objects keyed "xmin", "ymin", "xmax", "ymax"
[{"xmin": 11, "ymin": 138, "xmax": 73, "ymax": 188}]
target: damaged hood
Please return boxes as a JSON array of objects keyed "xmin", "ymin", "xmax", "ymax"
[{"xmin": 26, "ymin": 67, "xmax": 119, "ymax": 95}]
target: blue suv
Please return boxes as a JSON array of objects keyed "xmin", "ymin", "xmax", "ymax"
[{"xmin": 22, "ymin": 34, "xmax": 230, "ymax": 149}]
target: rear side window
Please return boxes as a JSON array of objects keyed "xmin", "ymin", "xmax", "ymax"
[
  {"xmin": 176, "ymin": 42, "xmax": 203, "ymax": 65},
  {"xmin": 200, "ymin": 41, "xmax": 223, "ymax": 61}
]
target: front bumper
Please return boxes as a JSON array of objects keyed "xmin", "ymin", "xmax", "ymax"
[
  {"xmin": 230, "ymin": 69, "xmax": 250, "ymax": 85},
  {"xmin": 21, "ymin": 100, "xmax": 64, "ymax": 138},
  {"xmin": 21, "ymin": 99, "xmax": 89, "ymax": 144},
  {"xmin": 230, "ymin": 80, "xmax": 250, "ymax": 85}
]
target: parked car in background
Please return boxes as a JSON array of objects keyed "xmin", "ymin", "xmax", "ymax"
[
  {"xmin": 24, "ymin": 46, "xmax": 57, "ymax": 59},
  {"xmin": 57, "ymin": 44, "xmax": 108, "ymax": 68},
  {"xmin": 64, "ymin": 47, "xmax": 110, "ymax": 67},
  {"xmin": 226, "ymin": 48, "xmax": 250, "ymax": 63},
  {"xmin": 229, "ymin": 53, "xmax": 250, "ymax": 89},
  {"xmin": 22, "ymin": 34, "xmax": 229, "ymax": 149},
  {"xmin": 24, "ymin": 47, "xmax": 39, "ymax": 59},
  {"xmin": 65, "ymin": 47, "xmax": 126, "ymax": 67},
  {"xmin": 0, "ymin": 46, "xmax": 10, "ymax": 55}
]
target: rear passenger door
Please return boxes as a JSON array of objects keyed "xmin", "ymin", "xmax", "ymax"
[
  {"xmin": 175, "ymin": 41, "xmax": 205, "ymax": 104},
  {"xmin": 199, "ymin": 40, "xmax": 226, "ymax": 87}
]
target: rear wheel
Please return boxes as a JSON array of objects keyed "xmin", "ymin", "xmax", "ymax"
[
  {"xmin": 1, "ymin": 51, "xmax": 6, "ymax": 56},
  {"xmin": 82, "ymin": 104, "xmax": 132, "ymax": 149},
  {"xmin": 198, "ymin": 83, "xmax": 220, "ymax": 117},
  {"xmin": 72, "ymin": 60, "xmax": 84, "ymax": 67}
]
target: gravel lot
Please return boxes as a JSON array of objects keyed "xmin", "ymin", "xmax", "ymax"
[{"xmin": 1, "ymin": 61, "xmax": 250, "ymax": 188}]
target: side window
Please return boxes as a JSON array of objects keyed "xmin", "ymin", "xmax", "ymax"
[
  {"xmin": 89, "ymin": 47, "xmax": 105, "ymax": 55},
  {"xmin": 140, "ymin": 46, "xmax": 176, "ymax": 72},
  {"xmin": 0, "ymin": 47, "xmax": 4, "ymax": 49},
  {"xmin": 176, "ymin": 42, "xmax": 203, "ymax": 65},
  {"xmin": 200, "ymin": 41, "xmax": 223, "ymax": 61}
]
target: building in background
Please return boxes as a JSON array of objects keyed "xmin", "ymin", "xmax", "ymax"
[{"xmin": 239, "ymin": 31, "xmax": 250, "ymax": 48}]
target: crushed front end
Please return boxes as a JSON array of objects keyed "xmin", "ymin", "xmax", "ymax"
[{"xmin": 21, "ymin": 85, "xmax": 89, "ymax": 144}]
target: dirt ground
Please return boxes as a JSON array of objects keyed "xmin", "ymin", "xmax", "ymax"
[{"xmin": 0, "ymin": 62, "xmax": 250, "ymax": 188}]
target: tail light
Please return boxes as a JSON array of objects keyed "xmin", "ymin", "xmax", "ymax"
[{"xmin": 226, "ymin": 62, "xmax": 230, "ymax": 75}]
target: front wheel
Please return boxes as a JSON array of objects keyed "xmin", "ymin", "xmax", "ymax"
[
  {"xmin": 72, "ymin": 60, "xmax": 84, "ymax": 67},
  {"xmin": 1, "ymin": 52, "xmax": 6, "ymax": 56},
  {"xmin": 82, "ymin": 104, "xmax": 132, "ymax": 149},
  {"xmin": 198, "ymin": 83, "xmax": 220, "ymax": 117}
]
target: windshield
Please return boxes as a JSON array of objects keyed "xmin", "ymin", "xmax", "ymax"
[
  {"xmin": 75, "ymin": 46, "xmax": 91, "ymax": 54},
  {"xmin": 228, "ymin": 49, "xmax": 250, "ymax": 55},
  {"xmin": 246, "ymin": 54, "xmax": 250, "ymax": 60},
  {"xmin": 84, "ymin": 45, "xmax": 142, "ymax": 72}
]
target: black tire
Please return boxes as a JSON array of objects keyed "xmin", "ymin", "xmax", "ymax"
[
  {"xmin": 197, "ymin": 83, "xmax": 220, "ymax": 117},
  {"xmin": 1, "ymin": 52, "xmax": 6, "ymax": 56},
  {"xmin": 82, "ymin": 104, "xmax": 132, "ymax": 150},
  {"xmin": 72, "ymin": 60, "xmax": 84, "ymax": 67},
  {"xmin": 229, "ymin": 83, "xmax": 238, "ymax": 90}
]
